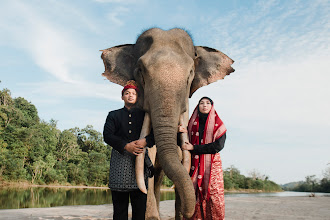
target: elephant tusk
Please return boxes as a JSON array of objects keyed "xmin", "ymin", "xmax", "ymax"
[
  {"xmin": 136, "ymin": 113, "xmax": 151, "ymax": 194},
  {"xmin": 180, "ymin": 113, "xmax": 191, "ymax": 173}
]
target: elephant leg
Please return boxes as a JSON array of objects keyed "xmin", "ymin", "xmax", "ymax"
[
  {"xmin": 146, "ymin": 151, "xmax": 165, "ymax": 220},
  {"xmin": 153, "ymin": 159, "xmax": 164, "ymax": 212}
]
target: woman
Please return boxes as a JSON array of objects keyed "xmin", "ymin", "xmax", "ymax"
[{"xmin": 180, "ymin": 97, "xmax": 227, "ymax": 220}]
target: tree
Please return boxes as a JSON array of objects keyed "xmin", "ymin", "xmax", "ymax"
[
  {"xmin": 66, "ymin": 151, "xmax": 89, "ymax": 185},
  {"xmin": 224, "ymin": 165, "xmax": 245, "ymax": 189},
  {"xmin": 74, "ymin": 125, "xmax": 108, "ymax": 154},
  {"xmin": 0, "ymin": 139, "xmax": 8, "ymax": 179},
  {"xmin": 223, "ymin": 165, "xmax": 282, "ymax": 191},
  {"xmin": 88, "ymin": 151, "xmax": 109, "ymax": 186},
  {"xmin": 14, "ymin": 97, "xmax": 39, "ymax": 127},
  {"xmin": 248, "ymin": 169, "xmax": 266, "ymax": 181},
  {"xmin": 56, "ymin": 129, "xmax": 80, "ymax": 161},
  {"xmin": 0, "ymin": 90, "xmax": 23, "ymax": 129},
  {"xmin": 31, "ymin": 159, "xmax": 47, "ymax": 184},
  {"xmin": 162, "ymin": 175, "xmax": 173, "ymax": 187},
  {"xmin": 323, "ymin": 165, "xmax": 330, "ymax": 180},
  {"xmin": 0, "ymin": 88, "xmax": 13, "ymax": 106},
  {"xmin": 305, "ymin": 175, "xmax": 317, "ymax": 193}
]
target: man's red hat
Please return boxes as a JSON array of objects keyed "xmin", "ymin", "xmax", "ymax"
[{"xmin": 122, "ymin": 80, "xmax": 139, "ymax": 96}]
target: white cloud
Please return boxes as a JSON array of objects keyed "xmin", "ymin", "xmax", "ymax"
[
  {"xmin": 19, "ymin": 80, "xmax": 122, "ymax": 102},
  {"xmin": 193, "ymin": 0, "xmax": 330, "ymax": 125},
  {"xmin": 56, "ymin": 109, "xmax": 111, "ymax": 132},
  {"xmin": 0, "ymin": 1, "xmax": 97, "ymax": 84},
  {"xmin": 204, "ymin": 0, "xmax": 329, "ymax": 64},
  {"xmin": 106, "ymin": 6, "xmax": 130, "ymax": 26}
]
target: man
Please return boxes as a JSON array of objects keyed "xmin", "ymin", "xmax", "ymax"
[{"xmin": 103, "ymin": 80, "xmax": 154, "ymax": 220}]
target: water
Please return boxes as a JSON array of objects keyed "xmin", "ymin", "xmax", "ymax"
[
  {"xmin": 0, "ymin": 187, "xmax": 176, "ymax": 209},
  {"xmin": 0, "ymin": 187, "xmax": 111, "ymax": 209},
  {"xmin": 225, "ymin": 191, "xmax": 330, "ymax": 197},
  {"xmin": 0, "ymin": 187, "xmax": 329, "ymax": 209}
]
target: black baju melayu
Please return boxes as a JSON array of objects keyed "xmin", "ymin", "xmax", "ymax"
[{"xmin": 103, "ymin": 106, "xmax": 154, "ymax": 220}]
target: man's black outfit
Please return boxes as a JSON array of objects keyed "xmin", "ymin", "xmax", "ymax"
[{"xmin": 103, "ymin": 106, "xmax": 154, "ymax": 220}]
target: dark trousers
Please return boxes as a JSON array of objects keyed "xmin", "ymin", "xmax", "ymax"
[{"xmin": 111, "ymin": 190, "xmax": 147, "ymax": 220}]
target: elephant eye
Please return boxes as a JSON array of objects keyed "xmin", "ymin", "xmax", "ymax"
[
  {"xmin": 136, "ymin": 67, "xmax": 145, "ymax": 85},
  {"xmin": 134, "ymin": 67, "xmax": 142, "ymax": 76}
]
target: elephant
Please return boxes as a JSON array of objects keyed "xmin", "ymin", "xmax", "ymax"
[{"xmin": 100, "ymin": 28, "xmax": 234, "ymax": 219}]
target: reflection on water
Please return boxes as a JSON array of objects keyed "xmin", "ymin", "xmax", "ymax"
[
  {"xmin": 1, "ymin": 188, "xmax": 330, "ymax": 209},
  {"xmin": 0, "ymin": 187, "xmax": 177, "ymax": 209},
  {"xmin": 0, "ymin": 187, "xmax": 111, "ymax": 209},
  {"xmin": 160, "ymin": 190, "xmax": 176, "ymax": 201}
]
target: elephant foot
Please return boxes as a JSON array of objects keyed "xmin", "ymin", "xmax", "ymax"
[{"xmin": 146, "ymin": 217, "xmax": 160, "ymax": 220}]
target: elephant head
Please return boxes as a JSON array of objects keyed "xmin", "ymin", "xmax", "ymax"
[{"xmin": 101, "ymin": 28, "xmax": 234, "ymax": 218}]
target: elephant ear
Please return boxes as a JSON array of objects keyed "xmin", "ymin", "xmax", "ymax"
[
  {"xmin": 190, "ymin": 46, "xmax": 235, "ymax": 97},
  {"xmin": 100, "ymin": 44, "xmax": 136, "ymax": 86}
]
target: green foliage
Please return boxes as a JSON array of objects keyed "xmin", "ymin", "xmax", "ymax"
[
  {"xmin": 290, "ymin": 173, "xmax": 330, "ymax": 193},
  {"xmin": 0, "ymin": 88, "xmax": 109, "ymax": 187},
  {"xmin": 223, "ymin": 165, "xmax": 282, "ymax": 191},
  {"xmin": 14, "ymin": 97, "xmax": 39, "ymax": 127},
  {"xmin": 162, "ymin": 175, "xmax": 174, "ymax": 187}
]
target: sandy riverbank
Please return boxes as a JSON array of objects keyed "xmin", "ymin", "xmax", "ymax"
[{"xmin": 1, "ymin": 196, "xmax": 329, "ymax": 220}]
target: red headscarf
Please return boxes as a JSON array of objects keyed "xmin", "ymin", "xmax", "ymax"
[
  {"xmin": 122, "ymin": 80, "xmax": 139, "ymax": 95},
  {"xmin": 188, "ymin": 103, "xmax": 226, "ymax": 201}
]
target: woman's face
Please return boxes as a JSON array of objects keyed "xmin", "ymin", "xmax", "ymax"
[{"xmin": 199, "ymin": 98, "xmax": 212, "ymax": 114}]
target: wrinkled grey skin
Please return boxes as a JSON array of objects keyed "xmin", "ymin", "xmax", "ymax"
[{"xmin": 101, "ymin": 28, "xmax": 234, "ymax": 219}]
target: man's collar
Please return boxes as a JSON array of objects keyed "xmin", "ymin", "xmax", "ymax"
[{"xmin": 123, "ymin": 106, "xmax": 137, "ymax": 112}]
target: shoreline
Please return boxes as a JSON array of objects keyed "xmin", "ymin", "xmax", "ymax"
[
  {"xmin": 1, "ymin": 196, "xmax": 330, "ymax": 219},
  {"xmin": 0, "ymin": 181, "xmax": 282, "ymax": 193}
]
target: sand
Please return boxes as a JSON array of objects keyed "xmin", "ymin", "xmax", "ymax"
[{"xmin": 0, "ymin": 196, "xmax": 329, "ymax": 220}]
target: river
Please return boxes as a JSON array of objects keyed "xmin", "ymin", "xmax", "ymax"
[{"xmin": 0, "ymin": 187, "xmax": 329, "ymax": 209}]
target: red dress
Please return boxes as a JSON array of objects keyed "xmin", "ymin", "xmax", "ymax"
[{"xmin": 186, "ymin": 105, "xmax": 227, "ymax": 220}]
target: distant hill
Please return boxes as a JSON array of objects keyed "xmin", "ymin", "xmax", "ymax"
[{"xmin": 281, "ymin": 181, "xmax": 304, "ymax": 190}]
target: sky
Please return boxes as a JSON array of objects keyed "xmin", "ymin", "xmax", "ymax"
[{"xmin": 0, "ymin": 0, "xmax": 329, "ymax": 185}]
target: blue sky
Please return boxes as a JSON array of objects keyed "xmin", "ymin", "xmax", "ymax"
[{"xmin": 0, "ymin": 0, "xmax": 329, "ymax": 184}]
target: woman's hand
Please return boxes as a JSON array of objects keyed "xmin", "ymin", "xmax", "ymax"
[
  {"xmin": 178, "ymin": 125, "xmax": 188, "ymax": 133},
  {"xmin": 182, "ymin": 141, "xmax": 193, "ymax": 150}
]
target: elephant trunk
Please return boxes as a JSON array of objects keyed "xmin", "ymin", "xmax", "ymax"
[{"xmin": 150, "ymin": 109, "xmax": 195, "ymax": 218}]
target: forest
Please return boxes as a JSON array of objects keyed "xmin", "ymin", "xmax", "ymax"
[
  {"xmin": 1, "ymin": 87, "xmax": 282, "ymax": 191},
  {"xmin": 283, "ymin": 174, "xmax": 330, "ymax": 193}
]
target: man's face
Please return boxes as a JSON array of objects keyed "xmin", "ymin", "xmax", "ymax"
[{"xmin": 122, "ymin": 88, "xmax": 137, "ymax": 106}]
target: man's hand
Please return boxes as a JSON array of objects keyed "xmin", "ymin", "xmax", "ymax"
[
  {"xmin": 124, "ymin": 138, "xmax": 147, "ymax": 155},
  {"xmin": 124, "ymin": 141, "xmax": 144, "ymax": 155},
  {"xmin": 135, "ymin": 138, "xmax": 147, "ymax": 148}
]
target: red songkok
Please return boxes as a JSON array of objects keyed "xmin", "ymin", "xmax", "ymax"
[{"xmin": 122, "ymin": 80, "xmax": 139, "ymax": 96}]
